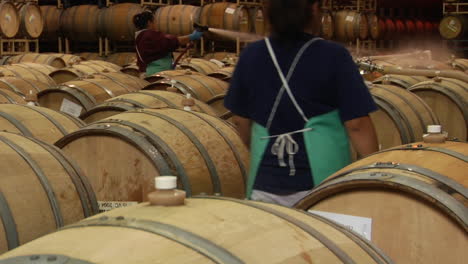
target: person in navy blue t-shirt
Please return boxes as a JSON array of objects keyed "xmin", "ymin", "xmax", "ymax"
[{"xmin": 224, "ymin": 0, "xmax": 379, "ymax": 207}]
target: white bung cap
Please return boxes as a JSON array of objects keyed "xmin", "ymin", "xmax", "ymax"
[
  {"xmin": 155, "ymin": 176, "xmax": 177, "ymax": 190},
  {"xmin": 427, "ymin": 125, "xmax": 442, "ymax": 133}
]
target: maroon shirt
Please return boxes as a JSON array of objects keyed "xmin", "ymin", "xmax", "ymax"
[{"xmin": 135, "ymin": 29, "xmax": 179, "ymax": 72}]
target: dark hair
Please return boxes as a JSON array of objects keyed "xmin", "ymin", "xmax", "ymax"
[
  {"xmin": 133, "ymin": 11, "xmax": 154, "ymax": 30},
  {"xmin": 266, "ymin": 0, "xmax": 319, "ymax": 40}
]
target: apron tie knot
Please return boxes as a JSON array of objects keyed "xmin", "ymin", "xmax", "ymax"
[{"xmin": 262, "ymin": 128, "xmax": 313, "ymax": 176}]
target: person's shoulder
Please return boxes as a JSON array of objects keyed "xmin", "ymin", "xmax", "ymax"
[
  {"xmin": 315, "ymin": 39, "xmax": 349, "ymax": 56},
  {"xmin": 240, "ymin": 39, "xmax": 267, "ymax": 56}
]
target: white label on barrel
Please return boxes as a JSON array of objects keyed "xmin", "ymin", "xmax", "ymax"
[
  {"xmin": 309, "ymin": 210, "xmax": 372, "ymax": 240},
  {"xmin": 346, "ymin": 15, "xmax": 354, "ymax": 22},
  {"xmin": 60, "ymin": 98, "xmax": 83, "ymax": 117},
  {"xmin": 29, "ymin": 14, "xmax": 35, "ymax": 23},
  {"xmin": 98, "ymin": 201, "xmax": 139, "ymax": 212},
  {"xmin": 5, "ymin": 14, "xmax": 11, "ymax": 22},
  {"xmin": 225, "ymin": 8, "xmax": 236, "ymax": 14}
]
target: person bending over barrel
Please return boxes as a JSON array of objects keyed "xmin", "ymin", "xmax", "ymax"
[
  {"xmin": 224, "ymin": 0, "xmax": 379, "ymax": 207},
  {"xmin": 133, "ymin": 11, "xmax": 203, "ymax": 76}
]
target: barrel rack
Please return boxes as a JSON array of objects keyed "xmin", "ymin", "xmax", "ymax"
[
  {"xmin": 0, "ymin": 39, "xmax": 39, "ymax": 56},
  {"xmin": 442, "ymin": 1, "xmax": 468, "ymax": 57}
]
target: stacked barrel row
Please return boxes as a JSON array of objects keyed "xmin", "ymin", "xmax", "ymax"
[{"xmin": 0, "ymin": 1, "xmax": 44, "ymax": 39}]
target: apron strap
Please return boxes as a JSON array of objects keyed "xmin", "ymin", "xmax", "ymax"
[{"xmin": 265, "ymin": 37, "xmax": 322, "ymax": 129}]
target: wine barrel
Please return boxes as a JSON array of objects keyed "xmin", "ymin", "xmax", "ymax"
[
  {"xmin": 7, "ymin": 54, "xmax": 66, "ymax": 68},
  {"xmin": 0, "ymin": 197, "xmax": 393, "ymax": 263},
  {"xmin": 334, "ymin": 10, "xmax": 369, "ymax": 42},
  {"xmin": 0, "ymin": 2, "xmax": 20, "ymax": 38},
  {"xmin": 450, "ymin": 58, "xmax": 468, "ymax": 71},
  {"xmin": 49, "ymin": 68, "xmax": 86, "ymax": 84},
  {"xmin": 80, "ymin": 90, "xmax": 218, "ymax": 123},
  {"xmin": 98, "ymin": 3, "xmax": 144, "ymax": 42},
  {"xmin": 56, "ymin": 108, "xmax": 249, "ymax": 202},
  {"xmin": 72, "ymin": 60, "xmax": 121, "ymax": 75},
  {"xmin": 50, "ymin": 53, "xmax": 82, "ymax": 66},
  {"xmin": 9, "ymin": 63, "xmax": 57, "ymax": 75},
  {"xmin": 367, "ymin": 13, "xmax": 380, "ymax": 40},
  {"xmin": 295, "ymin": 141, "xmax": 468, "ymax": 264},
  {"xmin": 60, "ymin": 5, "xmax": 101, "ymax": 42},
  {"xmin": 0, "ymin": 65, "xmax": 56, "ymax": 86},
  {"xmin": 179, "ymin": 58, "xmax": 221, "ymax": 75},
  {"xmin": 368, "ymin": 84, "xmax": 440, "ymax": 150},
  {"xmin": 0, "ymin": 89, "xmax": 26, "ymax": 104},
  {"xmin": 40, "ymin": 5, "xmax": 62, "ymax": 41},
  {"xmin": 440, "ymin": 15, "xmax": 468, "ymax": 40},
  {"xmin": 395, "ymin": 18, "xmax": 406, "ymax": 35},
  {"xmin": 14, "ymin": 2, "xmax": 43, "ymax": 39},
  {"xmin": 206, "ymin": 93, "xmax": 233, "ymax": 121},
  {"xmin": 120, "ymin": 64, "xmax": 140, "ymax": 77},
  {"xmin": 320, "ymin": 10, "xmax": 335, "ymax": 39},
  {"xmin": 404, "ymin": 19, "xmax": 417, "ymax": 35},
  {"xmin": 90, "ymin": 72, "xmax": 149, "ymax": 91},
  {"xmin": 37, "ymin": 79, "xmax": 134, "ymax": 115},
  {"xmin": 382, "ymin": 17, "xmax": 396, "ymax": 40},
  {"xmin": 0, "ymin": 104, "xmax": 84, "ymax": 143},
  {"xmin": 0, "ymin": 131, "xmax": 97, "ymax": 253},
  {"xmin": 408, "ymin": 78, "xmax": 467, "ymax": 141},
  {"xmin": 207, "ymin": 67, "xmax": 235, "ymax": 81},
  {"xmin": 145, "ymin": 69, "xmax": 203, "ymax": 83},
  {"xmin": 203, "ymin": 52, "xmax": 237, "ymax": 62},
  {"xmin": 76, "ymin": 52, "xmax": 105, "ymax": 61},
  {"xmin": 144, "ymin": 74, "xmax": 228, "ymax": 102},
  {"xmin": 0, "ymin": 76, "xmax": 49, "ymax": 97},
  {"xmin": 373, "ymin": 74, "xmax": 430, "ymax": 89},
  {"xmin": 154, "ymin": 5, "xmax": 201, "ymax": 36},
  {"xmin": 105, "ymin": 53, "xmax": 136, "ymax": 67},
  {"xmin": 249, "ymin": 6, "xmax": 265, "ymax": 36},
  {"xmin": 200, "ymin": 3, "xmax": 250, "ymax": 40}
]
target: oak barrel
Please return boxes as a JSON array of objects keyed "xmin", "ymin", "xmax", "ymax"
[
  {"xmin": 39, "ymin": 5, "xmax": 62, "ymax": 41},
  {"xmin": 98, "ymin": 3, "xmax": 144, "ymax": 42},
  {"xmin": 200, "ymin": 3, "xmax": 250, "ymax": 40},
  {"xmin": 145, "ymin": 69, "xmax": 203, "ymax": 83},
  {"xmin": 368, "ymin": 84, "xmax": 440, "ymax": 150},
  {"xmin": 7, "ymin": 54, "xmax": 66, "ymax": 68},
  {"xmin": 179, "ymin": 58, "xmax": 221, "ymax": 75},
  {"xmin": 408, "ymin": 78, "xmax": 467, "ymax": 141},
  {"xmin": 56, "ymin": 108, "xmax": 250, "ymax": 202},
  {"xmin": 80, "ymin": 90, "xmax": 217, "ymax": 123},
  {"xmin": 334, "ymin": 10, "xmax": 369, "ymax": 42},
  {"xmin": 373, "ymin": 74, "xmax": 430, "ymax": 89},
  {"xmin": 120, "ymin": 64, "xmax": 140, "ymax": 77},
  {"xmin": 0, "ymin": 104, "xmax": 85, "ymax": 144},
  {"xmin": 0, "ymin": 76, "xmax": 49, "ymax": 98},
  {"xmin": 0, "ymin": 197, "xmax": 393, "ymax": 263},
  {"xmin": 144, "ymin": 74, "xmax": 228, "ymax": 102},
  {"xmin": 14, "ymin": 2, "xmax": 43, "ymax": 38},
  {"xmin": 0, "ymin": 131, "xmax": 97, "ymax": 253},
  {"xmin": 75, "ymin": 52, "xmax": 104, "ymax": 61},
  {"xmin": 207, "ymin": 66, "xmax": 235, "ymax": 81},
  {"xmin": 72, "ymin": 60, "xmax": 121, "ymax": 75},
  {"xmin": 320, "ymin": 10, "xmax": 334, "ymax": 39},
  {"xmin": 206, "ymin": 93, "xmax": 233, "ymax": 121},
  {"xmin": 249, "ymin": 6, "xmax": 265, "ymax": 36},
  {"xmin": 90, "ymin": 72, "xmax": 149, "ymax": 91},
  {"xmin": 60, "ymin": 5, "xmax": 101, "ymax": 42},
  {"xmin": 105, "ymin": 53, "xmax": 136, "ymax": 67},
  {"xmin": 154, "ymin": 5, "xmax": 201, "ymax": 36},
  {"xmin": 38, "ymin": 79, "xmax": 134, "ymax": 115},
  {"xmin": 439, "ymin": 15, "xmax": 468, "ymax": 40},
  {"xmin": 9, "ymin": 63, "xmax": 57, "ymax": 75},
  {"xmin": 0, "ymin": 89, "xmax": 26, "ymax": 104},
  {"xmin": 295, "ymin": 141, "xmax": 468, "ymax": 264},
  {"xmin": 51, "ymin": 53, "xmax": 82, "ymax": 66},
  {"xmin": 49, "ymin": 68, "xmax": 86, "ymax": 84},
  {"xmin": 0, "ymin": 2, "xmax": 19, "ymax": 38},
  {"xmin": 451, "ymin": 58, "xmax": 468, "ymax": 71},
  {"xmin": 367, "ymin": 12, "xmax": 380, "ymax": 40},
  {"xmin": 0, "ymin": 65, "xmax": 56, "ymax": 86}
]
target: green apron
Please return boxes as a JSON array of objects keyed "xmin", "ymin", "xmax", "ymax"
[
  {"xmin": 145, "ymin": 53, "xmax": 173, "ymax": 76},
  {"xmin": 246, "ymin": 37, "xmax": 351, "ymax": 198}
]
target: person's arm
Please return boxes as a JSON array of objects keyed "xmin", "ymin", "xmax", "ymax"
[
  {"xmin": 345, "ymin": 116, "xmax": 379, "ymax": 156},
  {"xmin": 232, "ymin": 116, "xmax": 252, "ymax": 148},
  {"xmin": 177, "ymin": 30, "xmax": 203, "ymax": 46}
]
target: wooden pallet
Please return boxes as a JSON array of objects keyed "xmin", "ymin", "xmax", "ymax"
[
  {"xmin": 443, "ymin": 2, "xmax": 468, "ymax": 14},
  {"xmin": 0, "ymin": 39, "xmax": 39, "ymax": 56}
]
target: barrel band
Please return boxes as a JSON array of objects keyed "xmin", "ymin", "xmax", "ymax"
[
  {"xmin": 79, "ymin": 103, "xmax": 135, "ymax": 120},
  {"xmin": 0, "ymin": 255, "xmax": 94, "ymax": 264},
  {"xmin": 0, "ymin": 79, "xmax": 25, "ymax": 96},
  {"xmin": 63, "ymin": 216, "xmax": 244, "ymax": 264},
  {"xmin": 82, "ymin": 79, "xmax": 116, "ymax": 98},
  {"xmin": 21, "ymin": 105, "xmax": 69, "ymax": 136},
  {"xmin": 327, "ymin": 162, "xmax": 468, "ymax": 199},
  {"xmin": 372, "ymin": 96, "xmax": 412, "ymax": 143},
  {"xmin": 0, "ymin": 189, "xmax": 19, "ymax": 250},
  {"xmin": 196, "ymin": 196, "xmax": 356, "ymax": 264},
  {"xmin": 110, "ymin": 98, "xmax": 148, "ymax": 108},
  {"xmin": 0, "ymin": 89, "xmax": 16, "ymax": 103},
  {"xmin": 0, "ymin": 135, "xmax": 64, "ymax": 228},
  {"xmin": 0, "ymin": 111, "xmax": 33, "ymax": 137},
  {"xmin": 187, "ymin": 111, "xmax": 248, "ymax": 186},
  {"xmin": 377, "ymin": 144, "xmax": 468, "ymax": 162},
  {"xmin": 301, "ymin": 172, "xmax": 468, "ymax": 230},
  {"xmin": 25, "ymin": 136, "xmax": 97, "ymax": 217},
  {"xmin": 183, "ymin": 74, "xmax": 218, "ymax": 96},
  {"xmin": 139, "ymin": 110, "xmax": 221, "ymax": 195}
]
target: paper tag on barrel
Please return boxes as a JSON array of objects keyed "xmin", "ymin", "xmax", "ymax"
[
  {"xmin": 60, "ymin": 98, "xmax": 83, "ymax": 117},
  {"xmin": 309, "ymin": 210, "xmax": 372, "ymax": 241},
  {"xmin": 98, "ymin": 201, "xmax": 139, "ymax": 212},
  {"xmin": 225, "ymin": 8, "xmax": 236, "ymax": 14}
]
